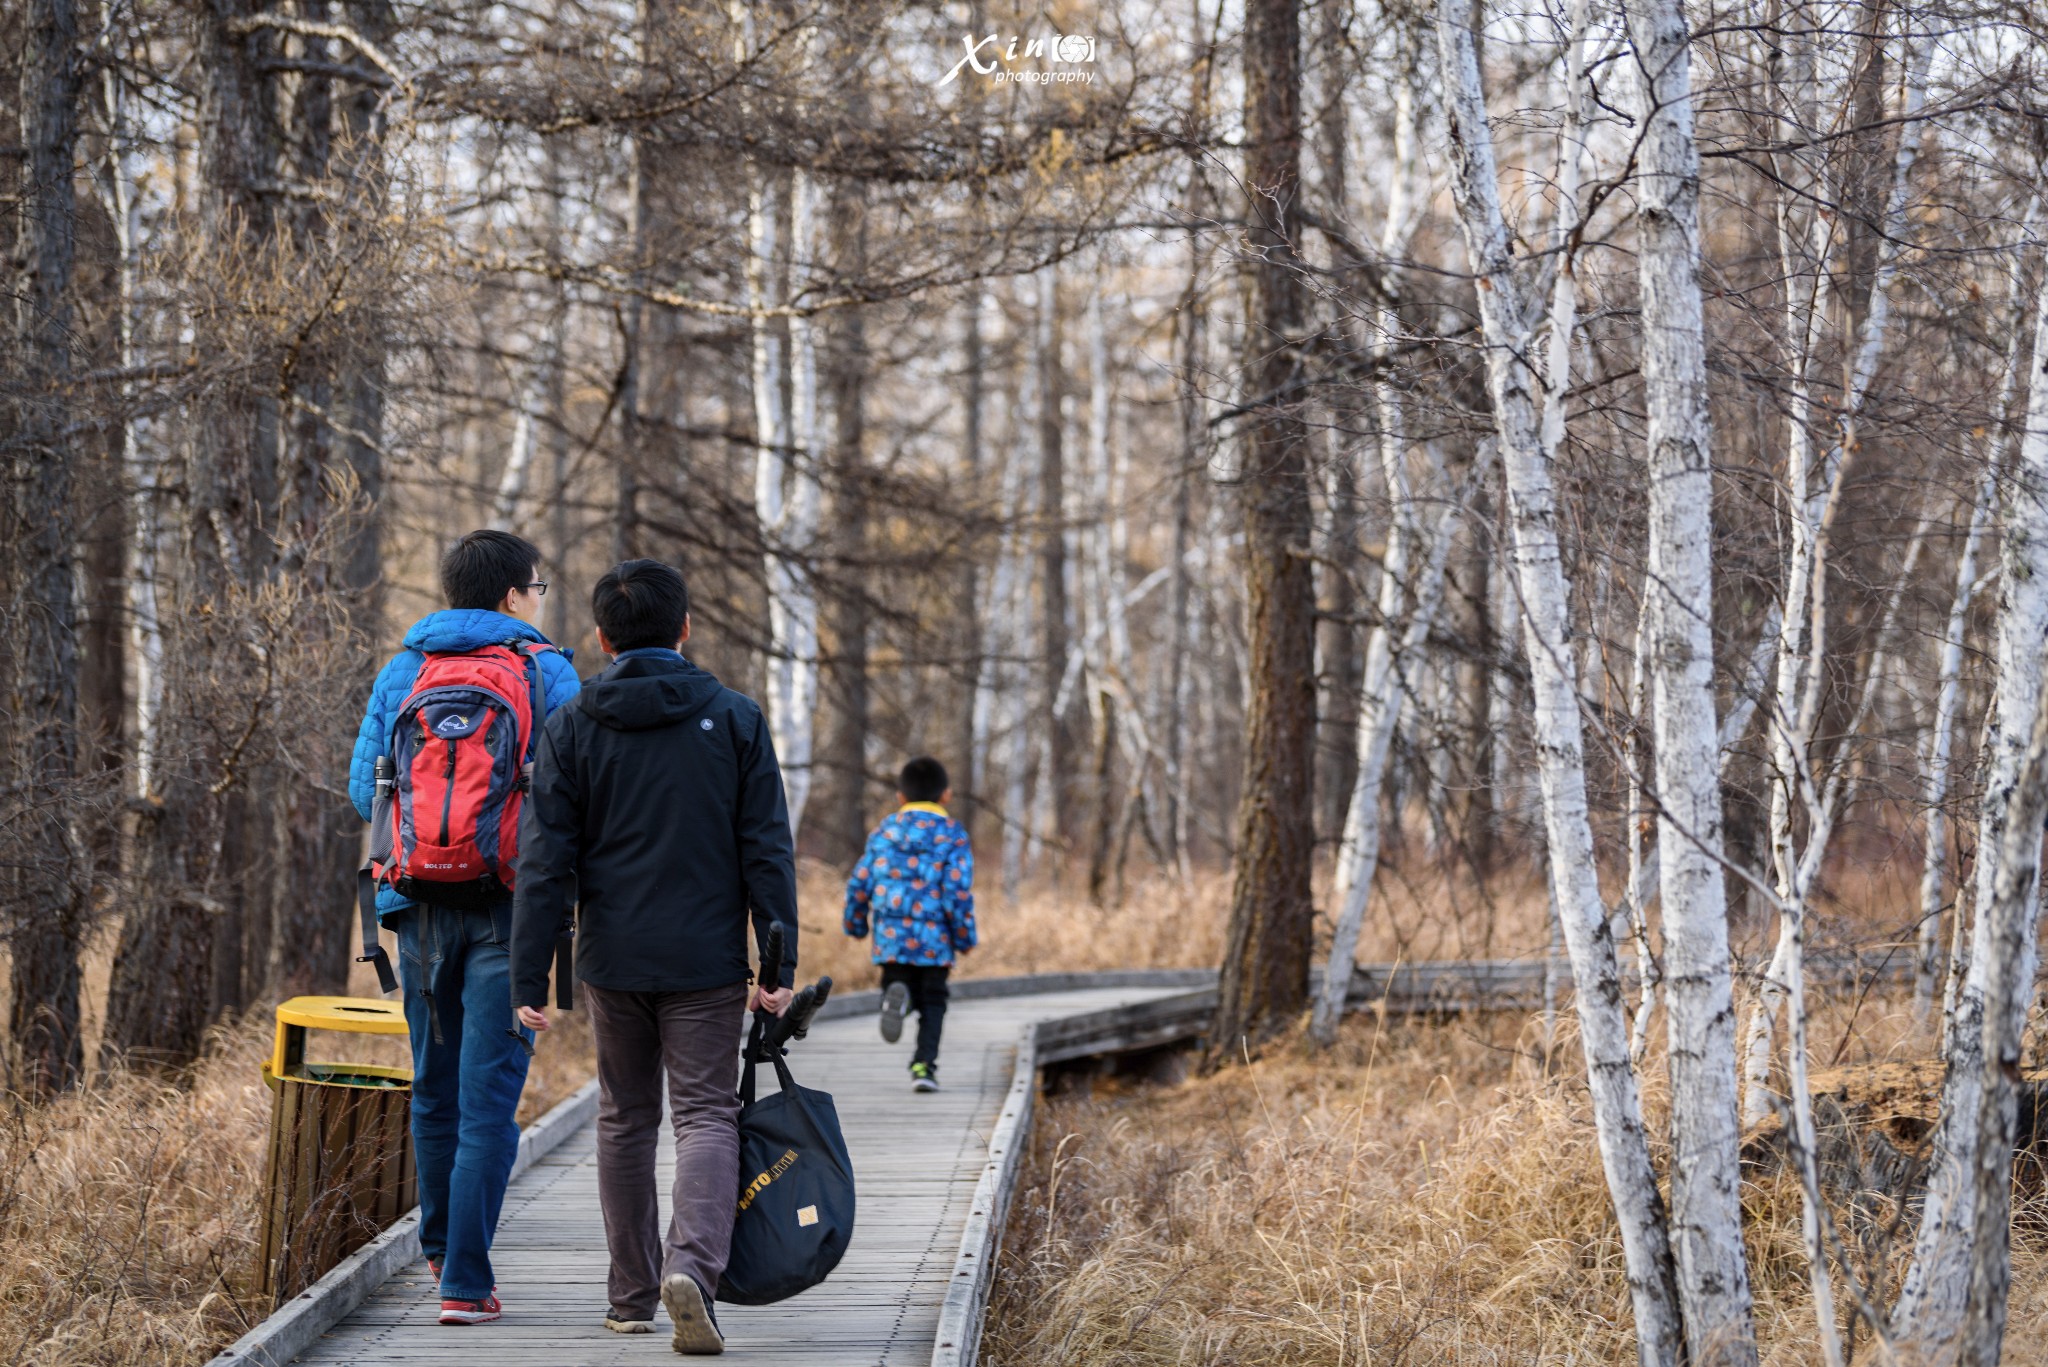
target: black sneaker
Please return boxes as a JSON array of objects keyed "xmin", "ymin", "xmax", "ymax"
[
  {"xmin": 911, "ymin": 1061, "xmax": 939, "ymax": 1092},
  {"xmin": 662, "ymin": 1273, "xmax": 724, "ymax": 1355},
  {"xmin": 880, "ymin": 982, "xmax": 909, "ymax": 1044}
]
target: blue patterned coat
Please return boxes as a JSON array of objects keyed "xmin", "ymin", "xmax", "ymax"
[{"xmin": 843, "ymin": 804, "xmax": 977, "ymax": 966}]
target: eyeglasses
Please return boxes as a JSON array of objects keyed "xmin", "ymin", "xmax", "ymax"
[{"xmin": 519, "ymin": 580, "xmax": 548, "ymax": 597}]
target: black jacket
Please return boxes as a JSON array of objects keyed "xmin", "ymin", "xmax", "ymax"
[{"xmin": 511, "ymin": 652, "xmax": 798, "ymax": 1008}]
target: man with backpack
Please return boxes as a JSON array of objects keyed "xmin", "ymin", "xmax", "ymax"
[
  {"xmin": 510, "ymin": 559, "xmax": 798, "ymax": 1356},
  {"xmin": 349, "ymin": 529, "xmax": 582, "ymax": 1326}
]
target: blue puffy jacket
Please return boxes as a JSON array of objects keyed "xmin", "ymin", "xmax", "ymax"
[
  {"xmin": 350, "ymin": 609, "xmax": 582, "ymax": 919},
  {"xmin": 843, "ymin": 804, "xmax": 977, "ymax": 967}
]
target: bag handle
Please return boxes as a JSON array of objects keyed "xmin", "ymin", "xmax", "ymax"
[
  {"xmin": 740, "ymin": 1015, "xmax": 764, "ymax": 1105},
  {"xmin": 738, "ymin": 1012, "xmax": 800, "ymax": 1105}
]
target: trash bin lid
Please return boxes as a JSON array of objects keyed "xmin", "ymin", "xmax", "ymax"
[
  {"xmin": 269, "ymin": 996, "xmax": 411, "ymax": 1084},
  {"xmin": 275, "ymin": 996, "xmax": 410, "ymax": 1036}
]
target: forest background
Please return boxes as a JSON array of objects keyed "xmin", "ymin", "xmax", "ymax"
[{"xmin": 7, "ymin": 0, "xmax": 2048, "ymax": 1362}]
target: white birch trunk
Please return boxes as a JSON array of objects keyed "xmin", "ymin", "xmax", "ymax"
[
  {"xmin": 1619, "ymin": 0, "xmax": 1757, "ymax": 1356},
  {"xmin": 1624, "ymin": 595, "xmax": 1661, "ymax": 1061},
  {"xmin": 102, "ymin": 51, "xmax": 162, "ymax": 796},
  {"xmin": 1436, "ymin": 6, "xmax": 1682, "ymax": 1360},
  {"xmin": 1895, "ymin": 256, "xmax": 2048, "ymax": 1353},
  {"xmin": 985, "ymin": 438, "xmax": 1033, "ymax": 899},
  {"xmin": 1917, "ymin": 461, "xmax": 1997, "ymax": 1016},
  {"xmin": 1741, "ymin": 26, "xmax": 1929, "ymax": 1128},
  {"xmin": 732, "ymin": 5, "xmax": 820, "ymax": 834},
  {"xmin": 1312, "ymin": 445, "xmax": 1471, "ymax": 1045},
  {"xmin": 1919, "ymin": 233, "xmax": 2034, "ymax": 1013},
  {"xmin": 773, "ymin": 169, "xmax": 824, "ymax": 835},
  {"xmin": 1959, "ymin": 649, "xmax": 2048, "ymax": 1366},
  {"xmin": 1743, "ymin": 514, "xmax": 1929, "ymax": 1125},
  {"xmin": 1308, "ymin": 75, "xmax": 1429, "ymax": 1046}
]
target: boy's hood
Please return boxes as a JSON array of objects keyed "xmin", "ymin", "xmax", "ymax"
[
  {"xmin": 576, "ymin": 654, "xmax": 725, "ymax": 731},
  {"xmin": 403, "ymin": 609, "xmax": 554, "ymax": 654},
  {"xmin": 876, "ymin": 807, "xmax": 953, "ymax": 859}
]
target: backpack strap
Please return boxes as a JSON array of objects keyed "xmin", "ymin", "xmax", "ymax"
[
  {"xmin": 508, "ymin": 640, "xmax": 573, "ymax": 1006},
  {"xmin": 356, "ymin": 869, "xmax": 398, "ymax": 995},
  {"xmin": 356, "ymin": 753, "xmax": 400, "ymax": 995},
  {"xmin": 508, "ymin": 641, "xmax": 556, "ymax": 764}
]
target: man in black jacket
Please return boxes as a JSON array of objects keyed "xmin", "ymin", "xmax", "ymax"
[{"xmin": 512, "ymin": 559, "xmax": 796, "ymax": 1356}]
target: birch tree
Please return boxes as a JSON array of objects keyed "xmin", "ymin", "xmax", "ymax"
[
  {"xmin": 1310, "ymin": 80, "xmax": 1443, "ymax": 1047},
  {"xmin": 1739, "ymin": 24, "xmax": 1932, "ymax": 1129},
  {"xmin": 1434, "ymin": 3, "xmax": 1683, "ymax": 1359},
  {"xmin": 1620, "ymin": 0, "xmax": 1757, "ymax": 1356},
  {"xmin": 733, "ymin": 1, "xmax": 822, "ymax": 833},
  {"xmin": 1917, "ymin": 213, "xmax": 2035, "ymax": 1014},
  {"xmin": 1894, "ymin": 236, "xmax": 2048, "ymax": 1360}
]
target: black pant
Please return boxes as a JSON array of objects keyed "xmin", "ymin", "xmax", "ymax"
[{"xmin": 881, "ymin": 963, "xmax": 950, "ymax": 1069}]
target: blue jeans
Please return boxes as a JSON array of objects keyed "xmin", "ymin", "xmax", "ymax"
[{"xmin": 395, "ymin": 900, "xmax": 532, "ymax": 1301}]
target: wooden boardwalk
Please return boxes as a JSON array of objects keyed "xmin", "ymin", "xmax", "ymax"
[{"xmin": 291, "ymin": 985, "xmax": 1176, "ymax": 1366}]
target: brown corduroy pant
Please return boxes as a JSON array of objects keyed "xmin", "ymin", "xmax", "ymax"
[{"xmin": 584, "ymin": 981, "xmax": 747, "ymax": 1318}]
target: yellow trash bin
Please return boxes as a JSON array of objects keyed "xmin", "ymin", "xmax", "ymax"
[{"xmin": 255, "ymin": 996, "xmax": 415, "ymax": 1306}]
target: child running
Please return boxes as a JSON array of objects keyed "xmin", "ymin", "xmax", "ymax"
[{"xmin": 843, "ymin": 757, "xmax": 977, "ymax": 1092}]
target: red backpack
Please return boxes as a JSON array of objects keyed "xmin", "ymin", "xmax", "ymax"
[
  {"xmin": 370, "ymin": 642, "xmax": 551, "ymax": 902},
  {"xmin": 357, "ymin": 641, "xmax": 563, "ymax": 998}
]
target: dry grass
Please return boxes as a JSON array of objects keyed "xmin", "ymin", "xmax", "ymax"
[
  {"xmin": 793, "ymin": 862, "xmax": 1233, "ymax": 992},
  {"xmin": 985, "ymin": 995, "xmax": 2048, "ymax": 1367},
  {"xmin": 0, "ymin": 992, "xmax": 599, "ymax": 1367}
]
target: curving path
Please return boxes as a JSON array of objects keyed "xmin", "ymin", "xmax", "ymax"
[{"xmin": 282, "ymin": 983, "xmax": 1187, "ymax": 1366}]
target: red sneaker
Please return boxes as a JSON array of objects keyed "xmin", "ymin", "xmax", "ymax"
[{"xmin": 439, "ymin": 1295, "xmax": 502, "ymax": 1325}]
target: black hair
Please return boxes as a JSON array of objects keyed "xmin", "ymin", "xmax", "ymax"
[
  {"xmin": 593, "ymin": 559, "xmax": 690, "ymax": 652},
  {"xmin": 898, "ymin": 756, "xmax": 949, "ymax": 803},
  {"xmin": 441, "ymin": 529, "xmax": 542, "ymax": 611}
]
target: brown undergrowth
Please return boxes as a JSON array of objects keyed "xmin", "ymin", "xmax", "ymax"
[
  {"xmin": 0, "ymin": 994, "xmax": 598, "ymax": 1367},
  {"xmin": 985, "ymin": 999, "xmax": 2048, "ymax": 1367}
]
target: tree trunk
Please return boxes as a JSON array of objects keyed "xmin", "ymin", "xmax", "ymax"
[
  {"xmin": 1209, "ymin": 0, "xmax": 1318, "ymax": 1059},
  {"xmin": 1959, "ymin": 653, "xmax": 2048, "ymax": 1365},
  {"xmin": 1621, "ymin": 0, "xmax": 1758, "ymax": 1356},
  {"xmin": 1035, "ymin": 265, "xmax": 1072, "ymax": 867},
  {"xmin": 8, "ymin": 0, "xmax": 87, "ymax": 1098},
  {"xmin": 955, "ymin": 283, "xmax": 986, "ymax": 836},
  {"xmin": 1310, "ymin": 444, "xmax": 1470, "ymax": 1047},
  {"xmin": 1896, "ymin": 250, "xmax": 2048, "ymax": 1357},
  {"xmin": 1918, "ymin": 249, "xmax": 2029, "ymax": 1015},
  {"xmin": 1434, "ymin": 4, "xmax": 1683, "ymax": 1359},
  {"xmin": 819, "ymin": 176, "xmax": 871, "ymax": 868}
]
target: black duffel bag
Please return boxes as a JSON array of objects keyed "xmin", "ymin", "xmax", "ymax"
[{"xmin": 717, "ymin": 1011, "xmax": 856, "ymax": 1305}]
